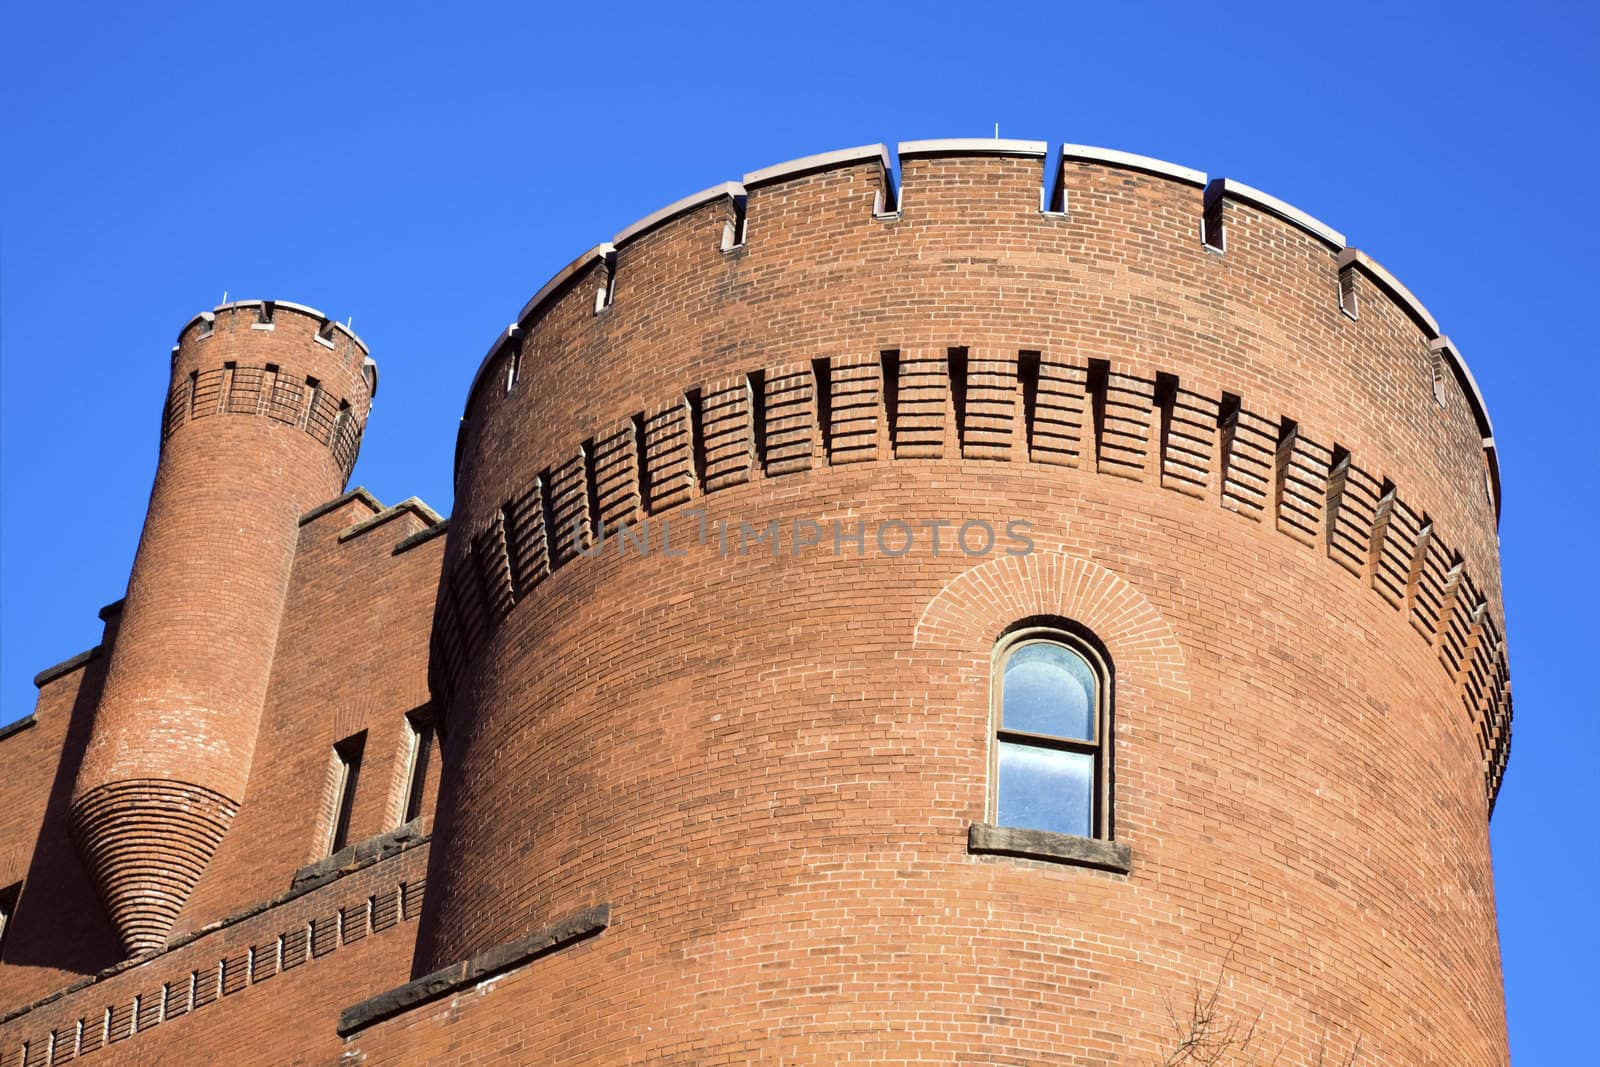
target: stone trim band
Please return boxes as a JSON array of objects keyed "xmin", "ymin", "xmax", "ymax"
[
  {"xmin": 0, "ymin": 873, "xmax": 423, "ymax": 1058},
  {"xmin": 337, "ymin": 903, "xmax": 611, "ymax": 1037}
]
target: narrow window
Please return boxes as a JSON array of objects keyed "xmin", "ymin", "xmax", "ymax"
[
  {"xmin": 400, "ymin": 712, "xmax": 435, "ymax": 825},
  {"xmin": 327, "ymin": 733, "xmax": 366, "ymax": 855},
  {"xmin": 992, "ymin": 626, "xmax": 1111, "ymax": 840},
  {"xmin": 0, "ymin": 882, "xmax": 20, "ymax": 957},
  {"xmin": 303, "ymin": 377, "xmax": 322, "ymax": 432}
]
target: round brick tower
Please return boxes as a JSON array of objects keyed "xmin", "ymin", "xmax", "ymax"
[
  {"xmin": 419, "ymin": 142, "xmax": 1511, "ymax": 1062},
  {"xmin": 71, "ymin": 300, "xmax": 375, "ymax": 956}
]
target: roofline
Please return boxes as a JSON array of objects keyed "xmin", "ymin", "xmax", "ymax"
[
  {"xmin": 463, "ymin": 243, "xmax": 615, "ymax": 410},
  {"xmin": 300, "ymin": 486, "xmax": 384, "ymax": 526},
  {"xmin": 179, "ymin": 299, "xmax": 372, "ymax": 357},
  {"xmin": 337, "ymin": 496, "xmax": 445, "ymax": 544},
  {"xmin": 453, "ymin": 140, "xmax": 1500, "ymax": 517},
  {"xmin": 898, "ymin": 138, "xmax": 1048, "ymax": 159},
  {"xmin": 1338, "ymin": 248, "xmax": 1441, "ymax": 336},
  {"xmin": 1058, "ymin": 143, "xmax": 1207, "ymax": 187},
  {"xmin": 1207, "ymin": 178, "xmax": 1346, "ymax": 248},
  {"xmin": 1431, "ymin": 336, "xmax": 1495, "ymax": 440},
  {"xmin": 614, "ymin": 181, "xmax": 745, "ymax": 246},
  {"xmin": 742, "ymin": 144, "xmax": 893, "ymax": 187},
  {"xmin": 33, "ymin": 646, "xmax": 102, "ymax": 689}
]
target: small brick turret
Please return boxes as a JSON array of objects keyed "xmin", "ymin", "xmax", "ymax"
[{"xmin": 69, "ymin": 301, "xmax": 375, "ymax": 956}]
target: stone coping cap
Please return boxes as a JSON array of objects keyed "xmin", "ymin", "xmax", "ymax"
[
  {"xmin": 1208, "ymin": 178, "xmax": 1346, "ymax": 248},
  {"xmin": 300, "ymin": 486, "xmax": 384, "ymax": 526},
  {"xmin": 454, "ymin": 139, "xmax": 1496, "ymax": 506},
  {"xmin": 614, "ymin": 181, "xmax": 745, "ymax": 246},
  {"xmin": 32, "ymin": 646, "xmax": 102, "ymax": 689},
  {"xmin": 179, "ymin": 299, "xmax": 372, "ymax": 357},
  {"xmin": 464, "ymin": 243, "xmax": 614, "ymax": 413},
  {"xmin": 1341, "ymin": 253, "xmax": 1495, "ymax": 454},
  {"xmin": 898, "ymin": 137, "xmax": 1048, "ymax": 159},
  {"xmin": 1059, "ymin": 143, "xmax": 1207, "ymax": 187},
  {"xmin": 1431, "ymin": 336, "xmax": 1495, "ymax": 440},
  {"xmin": 516, "ymin": 242, "xmax": 615, "ymax": 323},
  {"xmin": 338, "ymin": 496, "xmax": 444, "ymax": 544},
  {"xmin": 0, "ymin": 715, "xmax": 38, "ymax": 743},
  {"xmin": 1339, "ymin": 250, "xmax": 1496, "ymax": 495},
  {"xmin": 1338, "ymin": 248, "xmax": 1441, "ymax": 336},
  {"xmin": 742, "ymin": 144, "xmax": 893, "ymax": 187},
  {"xmin": 393, "ymin": 518, "xmax": 450, "ymax": 556}
]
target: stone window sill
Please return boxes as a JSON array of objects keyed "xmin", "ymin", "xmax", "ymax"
[{"xmin": 967, "ymin": 822, "xmax": 1131, "ymax": 874}]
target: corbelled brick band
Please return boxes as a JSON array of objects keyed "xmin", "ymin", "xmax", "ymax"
[
  {"xmin": 67, "ymin": 780, "xmax": 237, "ymax": 956},
  {"xmin": 69, "ymin": 301, "xmax": 375, "ymax": 955},
  {"xmin": 159, "ymin": 361, "xmax": 368, "ymax": 481},
  {"xmin": 402, "ymin": 142, "xmax": 1512, "ymax": 1063},
  {"xmin": 428, "ymin": 345, "xmax": 1511, "ymax": 803}
]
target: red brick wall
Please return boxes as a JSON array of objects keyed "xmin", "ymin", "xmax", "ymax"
[
  {"xmin": 178, "ymin": 497, "xmax": 444, "ymax": 934},
  {"xmin": 0, "ymin": 652, "xmax": 123, "ymax": 1011},
  {"xmin": 0, "ymin": 840, "xmax": 427, "ymax": 1066},
  {"xmin": 0, "ymin": 300, "xmax": 448, "ymax": 1061},
  {"xmin": 402, "ymin": 148, "xmax": 1509, "ymax": 1063},
  {"xmin": 0, "ymin": 481, "xmax": 444, "ymax": 1061}
]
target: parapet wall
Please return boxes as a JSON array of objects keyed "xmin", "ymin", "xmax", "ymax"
[
  {"xmin": 164, "ymin": 301, "xmax": 376, "ymax": 483},
  {"xmin": 441, "ymin": 141, "xmax": 1510, "ymax": 803},
  {"xmin": 458, "ymin": 142, "xmax": 1497, "ymax": 514}
]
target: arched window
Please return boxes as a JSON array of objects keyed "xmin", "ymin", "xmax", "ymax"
[{"xmin": 992, "ymin": 625, "xmax": 1110, "ymax": 840}]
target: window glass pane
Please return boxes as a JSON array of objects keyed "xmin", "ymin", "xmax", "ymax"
[
  {"xmin": 1002, "ymin": 641, "xmax": 1095, "ymax": 739},
  {"xmin": 996, "ymin": 741, "xmax": 1093, "ymax": 837}
]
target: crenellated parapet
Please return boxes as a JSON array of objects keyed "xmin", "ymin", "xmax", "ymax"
[
  {"xmin": 456, "ymin": 141, "xmax": 1497, "ymax": 518},
  {"xmin": 437, "ymin": 139, "xmax": 1510, "ymax": 807},
  {"xmin": 163, "ymin": 301, "xmax": 377, "ymax": 485}
]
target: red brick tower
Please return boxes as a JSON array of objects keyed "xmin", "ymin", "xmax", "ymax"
[
  {"xmin": 398, "ymin": 142, "xmax": 1512, "ymax": 1062},
  {"xmin": 69, "ymin": 300, "xmax": 375, "ymax": 956}
]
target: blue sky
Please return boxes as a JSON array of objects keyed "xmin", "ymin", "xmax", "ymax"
[{"xmin": 2, "ymin": 1, "xmax": 1595, "ymax": 1058}]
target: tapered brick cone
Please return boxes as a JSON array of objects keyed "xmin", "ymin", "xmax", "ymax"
[{"xmin": 69, "ymin": 780, "xmax": 238, "ymax": 955}]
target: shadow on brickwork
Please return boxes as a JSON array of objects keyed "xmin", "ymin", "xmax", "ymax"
[{"xmin": 6, "ymin": 646, "xmax": 124, "ymax": 977}]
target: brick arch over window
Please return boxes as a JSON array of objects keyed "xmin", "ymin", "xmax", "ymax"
[{"xmin": 913, "ymin": 551, "xmax": 1190, "ymax": 698}]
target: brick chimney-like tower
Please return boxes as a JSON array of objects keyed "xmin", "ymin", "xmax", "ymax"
[{"xmin": 69, "ymin": 301, "xmax": 375, "ymax": 956}]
